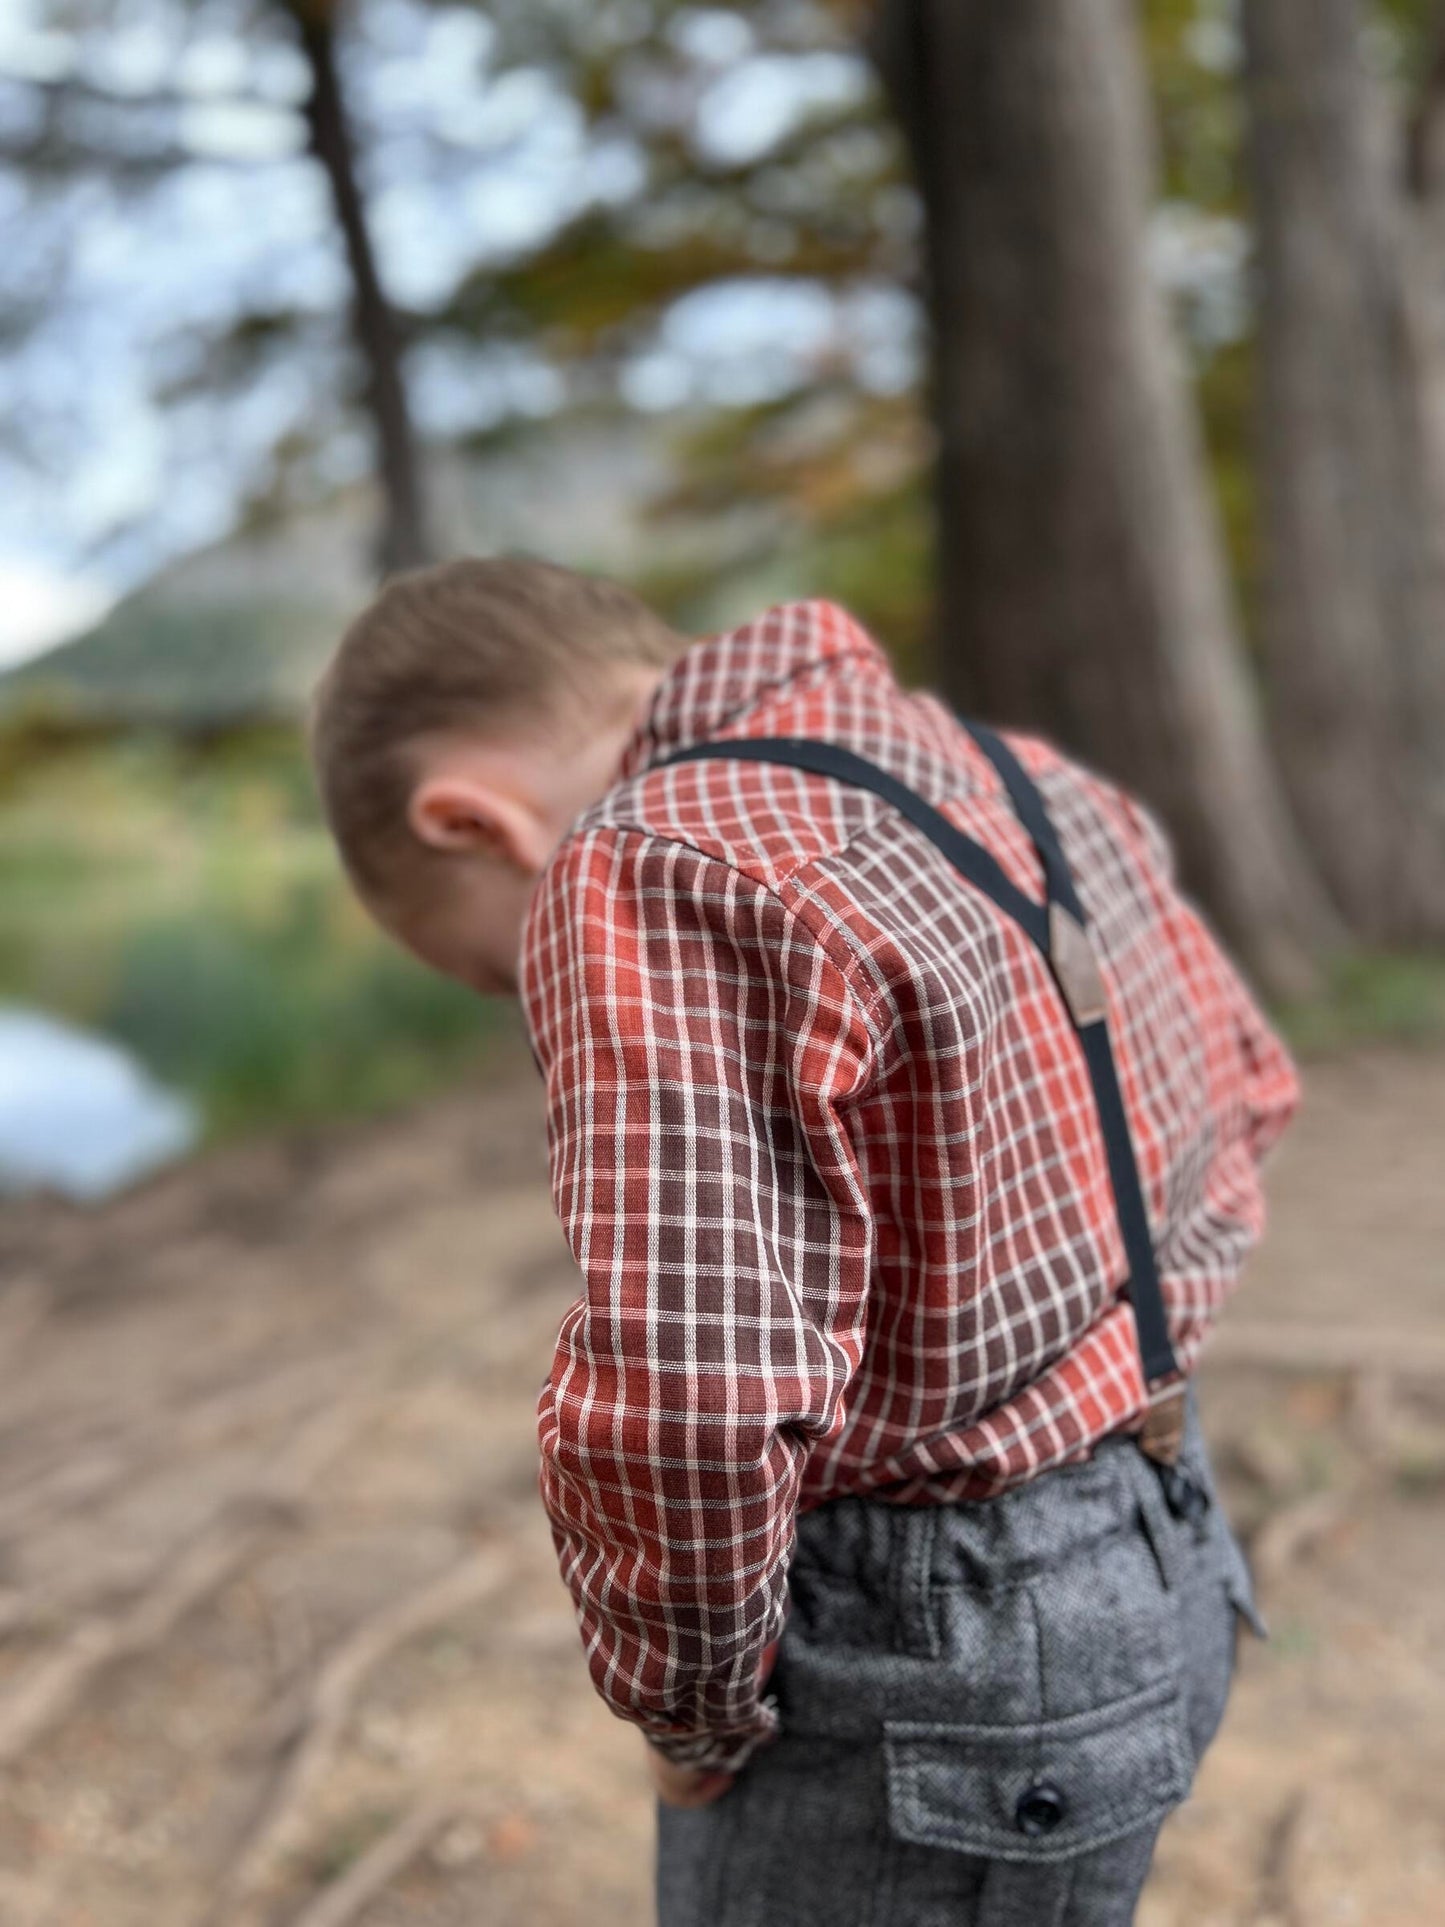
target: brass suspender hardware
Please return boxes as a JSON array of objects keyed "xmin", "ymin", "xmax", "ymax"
[{"xmin": 1138, "ymin": 1381, "xmax": 1189, "ymax": 1467}]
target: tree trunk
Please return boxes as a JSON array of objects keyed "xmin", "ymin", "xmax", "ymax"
[
  {"xmin": 292, "ymin": 0, "xmax": 434, "ymax": 577},
  {"xmin": 1404, "ymin": 10, "xmax": 1445, "ymax": 902},
  {"xmin": 1242, "ymin": 0, "xmax": 1445, "ymax": 941},
  {"xmin": 869, "ymin": 0, "xmax": 1337, "ymax": 999}
]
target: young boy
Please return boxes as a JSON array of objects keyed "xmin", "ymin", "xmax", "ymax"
[{"xmin": 308, "ymin": 555, "xmax": 1299, "ymax": 1927}]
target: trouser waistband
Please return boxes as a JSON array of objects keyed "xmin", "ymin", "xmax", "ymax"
[{"xmin": 789, "ymin": 1383, "xmax": 1214, "ymax": 1598}]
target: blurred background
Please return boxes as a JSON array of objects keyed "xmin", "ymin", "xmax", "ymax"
[{"xmin": 1, "ymin": 2, "xmax": 1443, "ymax": 1923}]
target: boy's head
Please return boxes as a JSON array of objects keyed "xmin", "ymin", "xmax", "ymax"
[{"xmin": 308, "ymin": 554, "xmax": 691, "ymax": 995}]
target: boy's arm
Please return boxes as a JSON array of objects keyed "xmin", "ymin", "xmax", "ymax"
[
  {"xmin": 1120, "ymin": 790, "xmax": 1300, "ymax": 1163},
  {"xmin": 1118, "ymin": 792, "xmax": 1302, "ymax": 1362},
  {"xmin": 520, "ymin": 823, "xmax": 879, "ymax": 1777}
]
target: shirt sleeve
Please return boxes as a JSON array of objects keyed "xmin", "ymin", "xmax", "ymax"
[
  {"xmin": 1120, "ymin": 791, "xmax": 1301, "ymax": 1164},
  {"xmin": 1119, "ymin": 792, "xmax": 1302, "ymax": 1364},
  {"xmin": 519, "ymin": 824, "xmax": 879, "ymax": 1775}
]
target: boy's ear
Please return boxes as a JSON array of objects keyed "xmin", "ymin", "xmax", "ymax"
[{"xmin": 408, "ymin": 776, "xmax": 549, "ymax": 876}]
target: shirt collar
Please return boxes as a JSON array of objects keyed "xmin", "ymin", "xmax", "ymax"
[{"xmin": 611, "ymin": 597, "xmax": 896, "ymax": 784}]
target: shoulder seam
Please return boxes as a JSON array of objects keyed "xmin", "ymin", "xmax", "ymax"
[{"xmin": 549, "ymin": 818, "xmax": 890, "ymax": 1062}]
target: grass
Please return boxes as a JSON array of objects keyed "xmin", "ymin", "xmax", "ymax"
[
  {"xmin": 1276, "ymin": 950, "xmax": 1445, "ymax": 1058},
  {"xmin": 0, "ymin": 719, "xmax": 508, "ymax": 1142}
]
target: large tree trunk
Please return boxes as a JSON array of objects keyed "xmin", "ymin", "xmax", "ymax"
[
  {"xmin": 869, "ymin": 0, "xmax": 1336, "ymax": 999},
  {"xmin": 292, "ymin": 0, "xmax": 435, "ymax": 577},
  {"xmin": 1404, "ymin": 10, "xmax": 1445, "ymax": 895},
  {"xmin": 1401, "ymin": 8, "xmax": 1445, "ymax": 939},
  {"xmin": 1242, "ymin": 0, "xmax": 1445, "ymax": 942}
]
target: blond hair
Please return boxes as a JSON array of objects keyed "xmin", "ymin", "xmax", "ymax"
[{"xmin": 308, "ymin": 553, "xmax": 690, "ymax": 898}]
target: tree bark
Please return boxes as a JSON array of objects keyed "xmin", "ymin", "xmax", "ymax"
[
  {"xmin": 1242, "ymin": 0, "xmax": 1445, "ymax": 941},
  {"xmin": 291, "ymin": 0, "xmax": 435, "ymax": 576},
  {"xmin": 1393, "ymin": 5, "xmax": 1445, "ymax": 941},
  {"xmin": 869, "ymin": 0, "xmax": 1337, "ymax": 998}
]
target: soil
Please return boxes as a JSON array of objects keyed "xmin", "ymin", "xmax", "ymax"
[{"xmin": 1, "ymin": 1024, "xmax": 1442, "ymax": 1927}]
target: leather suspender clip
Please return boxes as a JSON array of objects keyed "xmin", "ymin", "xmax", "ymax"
[
  {"xmin": 1139, "ymin": 1381, "xmax": 1189, "ymax": 1472},
  {"xmin": 1047, "ymin": 902, "xmax": 1110, "ymax": 1029}
]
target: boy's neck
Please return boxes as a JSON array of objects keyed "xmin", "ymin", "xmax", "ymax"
[{"xmin": 538, "ymin": 664, "xmax": 670, "ymax": 849}]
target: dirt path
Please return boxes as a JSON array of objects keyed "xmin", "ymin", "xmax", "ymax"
[{"xmin": 1, "ymin": 1029, "xmax": 1442, "ymax": 1926}]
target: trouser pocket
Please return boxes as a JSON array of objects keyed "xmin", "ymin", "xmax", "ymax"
[{"xmin": 882, "ymin": 1674, "xmax": 1193, "ymax": 1867}]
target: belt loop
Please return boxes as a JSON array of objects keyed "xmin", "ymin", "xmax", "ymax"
[{"xmin": 895, "ymin": 1505, "xmax": 940, "ymax": 1659}]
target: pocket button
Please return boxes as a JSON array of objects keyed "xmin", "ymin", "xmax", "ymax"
[{"xmin": 1015, "ymin": 1782, "xmax": 1069, "ymax": 1837}]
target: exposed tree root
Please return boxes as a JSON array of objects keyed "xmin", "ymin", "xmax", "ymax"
[
  {"xmin": 286, "ymin": 1796, "xmax": 464, "ymax": 1927},
  {"xmin": 1250, "ymin": 1489, "xmax": 1352, "ymax": 1588},
  {"xmin": 0, "ymin": 1349, "xmax": 361, "ymax": 1539},
  {"xmin": 0, "ymin": 1277, "xmax": 52, "ymax": 1374},
  {"xmin": 0, "ymin": 1383, "xmax": 380, "ymax": 1768},
  {"xmin": 1258, "ymin": 1787, "xmax": 1314, "ymax": 1927},
  {"xmin": 208, "ymin": 1550, "xmax": 508, "ymax": 1921},
  {"xmin": 0, "ymin": 1522, "xmax": 255, "ymax": 1767},
  {"xmin": 1344, "ymin": 1364, "xmax": 1397, "ymax": 1466}
]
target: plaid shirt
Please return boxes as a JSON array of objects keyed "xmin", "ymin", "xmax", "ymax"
[{"xmin": 518, "ymin": 598, "xmax": 1299, "ymax": 1775}]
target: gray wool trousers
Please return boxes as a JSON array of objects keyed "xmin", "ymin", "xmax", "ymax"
[{"xmin": 655, "ymin": 1385, "xmax": 1264, "ymax": 1927}]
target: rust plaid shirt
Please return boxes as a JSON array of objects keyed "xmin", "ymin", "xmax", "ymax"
[{"xmin": 518, "ymin": 598, "xmax": 1299, "ymax": 1774}]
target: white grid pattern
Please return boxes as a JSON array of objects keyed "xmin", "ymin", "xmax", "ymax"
[{"xmin": 518, "ymin": 598, "xmax": 1299, "ymax": 1772}]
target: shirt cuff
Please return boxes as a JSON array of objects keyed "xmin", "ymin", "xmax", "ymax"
[{"xmin": 640, "ymin": 1694, "xmax": 783, "ymax": 1776}]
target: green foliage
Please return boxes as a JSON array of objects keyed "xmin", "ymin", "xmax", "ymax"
[
  {"xmin": 1196, "ymin": 334, "xmax": 1260, "ymax": 640},
  {"xmin": 1276, "ymin": 951, "xmax": 1445, "ymax": 1057},
  {"xmin": 790, "ymin": 479, "xmax": 933, "ymax": 681},
  {"xmin": 1375, "ymin": 0, "xmax": 1442, "ymax": 86},
  {"xmin": 0, "ymin": 724, "xmax": 505, "ymax": 1140},
  {"xmin": 100, "ymin": 887, "xmax": 492, "ymax": 1138},
  {"xmin": 449, "ymin": 114, "xmax": 894, "ymax": 356},
  {"xmin": 1143, "ymin": 0, "xmax": 1246, "ymax": 213},
  {"xmin": 643, "ymin": 469, "xmax": 932, "ymax": 680},
  {"xmin": 637, "ymin": 386, "xmax": 933, "ymax": 669}
]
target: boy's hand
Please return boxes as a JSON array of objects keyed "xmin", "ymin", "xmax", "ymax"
[
  {"xmin": 644, "ymin": 1636, "xmax": 783, "ymax": 1808},
  {"xmin": 645, "ymin": 1747, "xmax": 736, "ymax": 1808}
]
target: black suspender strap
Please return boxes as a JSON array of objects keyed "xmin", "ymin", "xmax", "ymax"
[
  {"xmin": 653, "ymin": 730, "xmax": 1188, "ymax": 1469},
  {"xmin": 661, "ymin": 737, "xmax": 1052, "ymax": 952}
]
